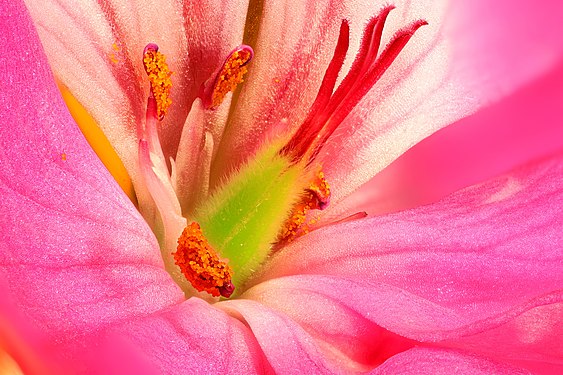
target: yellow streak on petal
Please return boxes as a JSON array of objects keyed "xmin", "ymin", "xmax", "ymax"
[
  {"xmin": 0, "ymin": 350, "xmax": 23, "ymax": 375},
  {"xmin": 58, "ymin": 84, "xmax": 137, "ymax": 206}
]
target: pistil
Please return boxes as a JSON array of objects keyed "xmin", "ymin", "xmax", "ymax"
[{"xmin": 280, "ymin": 6, "xmax": 427, "ymax": 163}]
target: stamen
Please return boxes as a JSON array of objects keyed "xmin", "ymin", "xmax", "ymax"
[
  {"xmin": 143, "ymin": 43, "xmax": 173, "ymax": 120},
  {"xmin": 174, "ymin": 222, "xmax": 234, "ymax": 298},
  {"xmin": 202, "ymin": 45, "xmax": 254, "ymax": 110},
  {"xmin": 278, "ymin": 169, "xmax": 331, "ymax": 243}
]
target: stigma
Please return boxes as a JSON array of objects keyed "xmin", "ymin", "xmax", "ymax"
[
  {"xmin": 143, "ymin": 43, "xmax": 173, "ymax": 120},
  {"xmin": 173, "ymin": 222, "xmax": 235, "ymax": 298},
  {"xmin": 280, "ymin": 6, "xmax": 427, "ymax": 164},
  {"xmin": 201, "ymin": 45, "xmax": 254, "ymax": 110}
]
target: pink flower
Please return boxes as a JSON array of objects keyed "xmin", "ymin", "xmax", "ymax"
[{"xmin": 1, "ymin": 0, "xmax": 562, "ymax": 373}]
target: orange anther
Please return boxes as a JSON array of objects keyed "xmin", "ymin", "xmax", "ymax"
[
  {"xmin": 278, "ymin": 169, "xmax": 331, "ymax": 243},
  {"xmin": 208, "ymin": 47, "xmax": 253, "ymax": 109},
  {"xmin": 173, "ymin": 222, "xmax": 234, "ymax": 298},
  {"xmin": 143, "ymin": 45, "xmax": 173, "ymax": 120}
]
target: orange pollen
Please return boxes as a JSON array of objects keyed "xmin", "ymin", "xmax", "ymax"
[
  {"xmin": 278, "ymin": 169, "xmax": 331, "ymax": 243},
  {"xmin": 143, "ymin": 49, "xmax": 173, "ymax": 120},
  {"xmin": 173, "ymin": 222, "xmax": 234, "ymax": 298},
  {"xmin": 309, "ymin": 170, "xmax": 331, "ymax": 204},
  {"xmin": 211, "ymin": 49, "xmax": 252, "ymax": 109}
]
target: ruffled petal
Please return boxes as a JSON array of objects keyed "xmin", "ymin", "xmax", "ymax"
[
  {"xmin": 109, "ymin": 298, "xmax": 267, "ymax": 374},
  {"xmin": 370, "ymin": 347, "xmax": 530, "ymax": 374},
  {"xmin": 249, "ymin": 152, "xmax": 563, "ymax": 368},
  {"xmin": 219, "ymin": 299, "xmax": 334, "ymax": 374},
  {"xmin": 0, "ymin": 0, "xmax": 182, "ymax": 368},
  {"xmin": 23, "ymin": 0, "xmax": 249, "ymax": 206}
]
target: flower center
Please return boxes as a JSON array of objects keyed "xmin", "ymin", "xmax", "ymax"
[{"xmin": 127, "ymin": 5, "xmax": 425, "ymax": 299}]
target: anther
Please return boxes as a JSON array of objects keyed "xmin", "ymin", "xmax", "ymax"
[
  {"xmin": 143, "ymin": 43, "xmax": 173, "ymax": 120},
  {"xmin": 201, "ymin": 45, "xmax": 254, "ymax": 110},
  {"xmin": 173, "ymin": 222, "xmax": 234, "ymax": 298},
  {"xmin": 278, "ymin": 169, "xmax": 331, "ymax": 243}
]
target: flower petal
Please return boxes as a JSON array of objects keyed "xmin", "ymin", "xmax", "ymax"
[
  {"xmin": 0, "ymin": 0, "xmax": 182, "ymax": 364},
  {"xmin": 23, "ymin": 0, "xmax": 250, "ymax": 208},
  {"xmin": 0, "ymin": 285, "xmax": 63, "ymax": 375},
  {"xmin": 249, "ymin": 152, "xmax": 563, "ymax": 367},
  {"xmin": 220, "ymin": 299, "xmax": 334, "ymax": 374},
  {"xmin": 331, "ymin": 60, "xmax": 563, "ymax": 218},
  {"xmin": 443, "ymin": 303, "xmax": 563, "ymax": 374},
  {"xmin": 447, "ymin": 0, "xmax": 563, "ymax": 102},
  {"xmin": 238, "ymin": 279, "xmax": 417, "ymax": 371},
  {"xmin": 109, "ymin": 298, "xmax": 267, "ymax": 374},
  {"xmin": 370, "ymin": 347, "xmax": 530, "ymax": 374}
]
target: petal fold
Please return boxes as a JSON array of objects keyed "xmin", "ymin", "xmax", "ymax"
[
  {"xmin": 110, "ymin": 298, "xmax": 267, "ymax": 374},
  {"xmin": 220, "ymin": 299, "xmax": 334, "ymax": 374},
  {"xmin": 371, "ymin": 347, "xmax": 530, "ymax": 375}
]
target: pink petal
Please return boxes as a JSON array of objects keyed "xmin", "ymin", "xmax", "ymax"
[
  {"xmin": 443, "ymin": 303, "xmax": 563, "ymax": 374},
  {"xmin": 447, "ymin": 0, "xmax": 563, "ymax": 103},
  {"xmin": 0, "ymin": 285, "xmax": 64, "ymax": 375},
  {"xmin": 332, "ymin": 60, "xmax": 563, "ymax": 218},
  {"xmin": 219, "ymin": 299, "xmax": 333, "ymax": 374},
  {"xmin": 370, "ymin": 347, "xmax": 530, "ymax": 374},
  {"xmin": 236, "ymin": 279, "xmax": 417, "ymax": 371},
  {"xmin": 23, "ymin": 0, "xmax": 250, "ymax": 208},
  {"xmin": 108, "ymin": 298, "xmax": 267, "ymax": 374},
  {"xmin": 0, "ymin": 0, "xmax": 182, "ymax": 367},
  {"xmin": 249, "ymin": 152, "xmax": 563, "ymax": 368}
]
